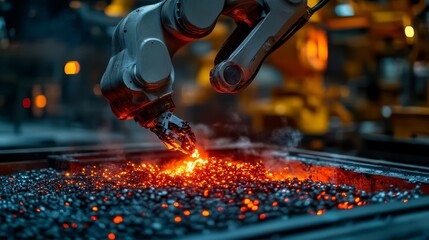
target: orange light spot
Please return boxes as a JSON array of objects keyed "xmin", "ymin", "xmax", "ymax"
[
  {"xmin": 203, "ymin": 189, "xmax": 209, "ymax": 197},
  {"xmin": 253, "ymin": 200, "xmax": 260, "ymax": 205},
  {"xmin": 251, "ymin": 206, "xmax": 259, "ymax": 211},
  {"xmin": 107, "ymin": 232, "xmax": 116, "ymax": 240},
  {"xmin": 238, "ymin": 214, "xmax": 246, "ymax": 220},
  {"xmin": 202, "ymin": 210, "xmax": 210, "ymax": 217},
  {"xmin": 184, "ymin": 210, "xmax": 191, "ymax": 216},
  {"xmin": 64, "ymin": 202, "xmax": 70, "ymax": 206},
  {"xmin": 272, "ymin": 201, "xmax": 278, "ymax": 207},
  {"xmin": 92, "ymin": 206, "xmax": 98, "ymax": 212},
  {"xmin": 19, "ymin": 202, "xmax": 23, "ymax": 206},
  {"xmin": 161, "ymin": 203, "xmax": 168, "ymax": 208},
  {"xmin": 64, "ymin": 61, "xmax": 80, "ymax": 75},
  {"xmin": 71, "ymin": 223, "xmax": 77, "ymax": 228},
  {"xmin": 403, "ymin": 199, "xmax": 408, "ymax": 203},
  {"xmin": 112, "ymin": 216, "xmax": 123, "ymax": 224},
  {"xmin": 316, "ymin": 210, "xmax": 325, "ymax": 215},
  {"xmin": 240, "ymin": 207, "xmax": 247, "ymax": 212},
  {"xmin": 243, "ymin": 198, "xmax": 251, "ymax": 204},
  {"xmin": 354, "ymin": 197, "xmax": 360, "ymax": 203},
  {"xmin": 36, "ymin": 208, "xmax": 41, "ymax": 213},
  {"xmin": 34, "ymin": 95, "xmax": 47, "ymax": 108},
  {"xmin": 259, "ymin": 213, "xmax": 267, "ymax": 220},
  {"xmin": 174, "ymin": 216, "xmax": 182, "ymax": 222},
  {"xmin": 217, "ymin": 207, "xmax": 224, "ymax": 212},
  {"xmin": 338, "ymin": 202, "xmax": 354, "ymax": 209},
  {"xmin": 91, "ymin": 215, "xmax": 97, "ymax": 221},
  {"xmin": 173, "ymin": 202, "xmax": 180, "ymax": 207},
  {"xmin": 63, "ymin": 223, "xmax": 70, "ymax": 229}
]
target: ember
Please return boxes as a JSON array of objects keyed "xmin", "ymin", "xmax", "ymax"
[{"xmin": 0, "ymin": 149, "xmax": 424, "ymax": 239}]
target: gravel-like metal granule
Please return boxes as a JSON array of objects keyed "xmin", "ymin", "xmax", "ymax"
[{"xmin": 0, "ymin": 156, "xmax": 423, "ymax": 239}]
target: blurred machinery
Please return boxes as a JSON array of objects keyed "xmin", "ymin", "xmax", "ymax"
[
  {"xmin": 0, "ymin": 0, "xmax": 428, "ymax": 160},
  {"xmin": 170, "ymin": 0, "xmax": 429, "ymax": 156}
]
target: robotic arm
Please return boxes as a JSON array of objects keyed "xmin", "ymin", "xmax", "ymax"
[{"xmin": 100, "ymin": 0, "xmax": 328, "ymax": 155}]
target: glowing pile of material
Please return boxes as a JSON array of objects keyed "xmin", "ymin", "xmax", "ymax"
[
  {"xmin": 0, "ymin": 150, "xmax": 423, "ymax": 239},
  {"xmin": 65, "ymin": 150, "xmax": 274, "ymax": 189}
]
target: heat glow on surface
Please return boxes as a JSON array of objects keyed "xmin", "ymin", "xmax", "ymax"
[
  {"xmin": 65, "ymin": 149, "xmax": 276, "ymax": 189},
  {"xmin": 0, "ymin": 149, "xmax": 423, "ymax": 239}
]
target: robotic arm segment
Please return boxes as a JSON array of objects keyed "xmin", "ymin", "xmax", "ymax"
[
  {"xmin": 210, "ymin": 0, "xmax": 311, "ymax": 93},
  {"xmin": 101, "ymin": 0, "xmax": 328, "ymax": 155},
  {"xmin": 149, "ymin": 112, "xmax": 196, "ymax": 154}
]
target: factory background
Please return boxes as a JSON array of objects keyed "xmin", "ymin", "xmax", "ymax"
[{"xmin": 0, "ymin": 0, "xmax": 428, "ymax": 163}]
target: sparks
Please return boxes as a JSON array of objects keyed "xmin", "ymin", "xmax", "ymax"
[{"xmin": 65, "ymin": 149, "xmax": 276, "ymax": 189}]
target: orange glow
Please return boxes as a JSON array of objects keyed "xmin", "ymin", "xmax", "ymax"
[
  {"xmin": 202, "ymin": 210, "xmax": 210, "ymax": 217},
  {"xmin": 403, "ymin": 199, "xmax": 408, "ymax": 203},
  {"xmin": 301, "ymin": 28, "xmax": 328, "ymax": 71},
  {"xmin": 316, "ymin": 209, "xmax": 325, "ymax": 215},
  {"xmin": 61, "ymin": 148, "xmax": 414, "ymax": 222},
  {"xmin": 108, "ymin": 232, "xmax": 116, "ymax": 240},
  {"xmin": 337, "ymin": 202, "xmax": 354, "ymax": 209},
  {"xmin": 112, "ymin": 216, "xmax": 123, "ymax": 224},
  {"xmin": 34, "ymin": 95, "xmax": 47, "ymax": 108},
  {"xmin": 174, "ymin": 216, "xmax": 182, "ymax": 223},
  {"xmin": 64, "ymin": 61, "xmax": 80, "ymax": 75},
  {"xmin": 190, "ymin": 149, "xmax": 201, "ymax": 158},
  {"xmin": 36, "ymin": 208, "xmax": 41, "ymax": 213},
  {"xmin": 63, "ymin": 223, "xmax": 69, "ymax": 229},
  {"xmin": 69, "ymin": 1, "xmax": 82, "ymax": 9},
  {"xmin": 203, "ymin": 189, "xmax": 209, "ymax": 197}
]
